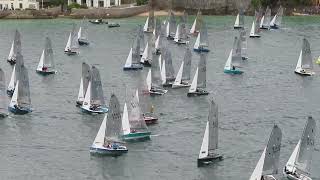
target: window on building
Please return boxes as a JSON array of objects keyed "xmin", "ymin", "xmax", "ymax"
[
  {"xmin": 90, "ymin": 0, "xmax": 93, "ymax": 7},
  {"xmin": 98, "ymin": 1, "xmax": 103, "ymax": 7},
  {"xmin": 29, "ymin": 4, "xmax": 35, "ymax": 9},
  {"xmin": 110, "ymin": 0, "xmax": 115, "ymax": 6},
  {"xmin": 10, "ymin": 3, "xmax": 13, "ymax": 9},
  {"xmin": 0, "ymin": 4, "xmax": 2, "ymax": 10},
  {"xmin": 81, "ymin": 0, "xmax": 86, "ymax": 5},
  {"xmin": 19, "ymin": 3, "xmax": 22, "ymax": 9}
]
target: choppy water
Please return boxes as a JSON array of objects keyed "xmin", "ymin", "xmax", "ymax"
[{"xmin": 0, "ymin": 15, "xmax": 319, "ymax": 180}]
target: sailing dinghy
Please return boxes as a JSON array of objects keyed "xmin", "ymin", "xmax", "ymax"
[
  {"xmin": 81, "ymin": 66, "xmax": 108, "ymax": 114},
  {"xmin": 260, "ymin": 6, "xmax": 271, "ymax": 29},
  {"xmin": 174, "ymin": 17, "xmax": 189, "ymax": 44},
  {"xmin": 234, "ymin": 9, "xmax": 245, "ymax": 29},
  {"xmin": 187, "ymin": 53, "xmax": 208, "ymax": 97},
  {"xmin": 36, "ymin": 37, "xmax": 56, "ymax": 75},
  {"xmin": 0, "ymin": 69, "xmax": 8, "ymax": 117},
  {"xmin": 143, "ymin": 9, "xmax": 155, "ymax": 33},
  {"xmin": 224, "ymin": 37, "xmax": 243, "ymax": 74},
  {"xmin": 270, "ymin": 6, "xmax": 284, "ymax": 29},
  {"xmin": 7, "ymin": 30, "xmax": 22, "ymax": 65},
  {"xmin": 90, "ymin": 94, "xmax": 128, "ymax": 156},
  {"xmin": 294, "ymin": 38, "xmax": 314, "ymax": 76},
  {"xmin": 161, "ymin": 50, "xmax": 175, "ymax": 87},
  {"xmin": 138, "ymin": 25, "xmax": 145, "ymax": 56},
  {"xmin": 166, "ymin": 10, "xmax": 177, "ymax": 40},
  {"xmin": 193, "ymin": 22, "xmax": 209, "ymax": 52},
  {"xmin": 248, "ymin": 124, "xmax": 282, "ymax": 180},
  {"xmin": 198, "ymin": 99, "xmax": 223, "ymax": 166},
  {"xmin": 76, "ymin": 62, "xmax": 91, "ymax": 106},
  {"xmin": 250, "ymin": 10, "xmax": 262, "ymax": 38},
  {"xmin": 8, "ymin": 58, "xmax": 32, "ymax": 115},
  {"xmin": 121, "ymin": 91, "xmax": 151, "ymax": 141},
  {"xmin": 190, "ymin": 10, "xmax": 202, "ymax": 35},
  {"xmin": 140, "ymin": 42, "xmax": 152, "ymax": 67},
  {"xmin": 154, "ymin": 18, "xmax": 163, "ymax": 55},
  {"xmin": 78, "ymin": 16, "xmax": 89, "ymax": 45},
  {"xmin": 137, "ymin": 88, "xmax": 158, "ymax": 125},
  {"xmin": 172, "ymin": 47, "xmax": 192, "ymax": 88},
  {"xmin": 283, "ymin": 116, "xmax": 316, "ymax": 180},
  {"xmin": 146, "ymin": 55, "xmax": 168, "ymax": 95},
  {"xmin": 64, "ymin": 24, "xmax": 79, "ymax": 55},
  {"xmin": 123, "ymin": 47, "xmax": 143, "ymax": 70},
  {"xmin": 7, "ymin": 51, "xmax": 24, "ymax": 97}
]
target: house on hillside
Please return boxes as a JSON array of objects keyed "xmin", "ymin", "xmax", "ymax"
[
  {"xmin": 0, "ymin": 0, "xmax": 39, "ymax": 10},
  {"xmin": 68, "ymin": 0, "xmax": 121, "ymax": 8}
]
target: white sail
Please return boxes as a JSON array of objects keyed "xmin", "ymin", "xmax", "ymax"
[
  {"xmin": 199, "ymin": 121, "xmax": 209, "ymax": 159},
  {"xmin": 9, "ymin": 81, "xmax": 19, "ymax": 107},
  {"xmin": 166, "ymin": 22, "xmax": 170, "ymax": 37},
  {"xmin": 190, "ymin": 19, "xmax": 196, "ymax": 34},
  {"xmin": 146, "ymin": 69, "xmax": 151, "ymax": 91},
  {"xmin": 143, "ymin": 17, "xmax": 149, "ymax": 32},
  {"xmin": 82, "ymin": 81, "xmax": 91, "ymax": 109},
  {"xmin": 155, "ymin": 36, "xmax": 160, "ymax": 50},
  {"xmin": 158, "ymin": 54, "xmax": 162, "ymax": 71},
  {"xmin": 8, "ymin": 41, "xmax": 14, "ymax": 60},
  {"xmin": 260, "ymin": 16, "xmax": 265, "ymax": 28},
  {"xmin": 92, "ymin": 116, "xmax": 107, "ymax": 148},
  {"xmin": 36, "ymin": 50, "xmax": 45, "ymax": 71},
  {"xmin": 141, "ymin": 42, "xmax": 149, "ymax": 63},
  {"xmin": 122, "ymin": 103, "xmax": 131, "ymax": 135},
  {"xmin": 173, "ymin": 62, "xmax": 184, "ymax": 86},
  {"xmin": 161, "ymin": 60, "xmax": 166, "ymax": 84},
  {"xmin": 77, "ymin": 77, "xmax": 84, "ymax": 103},
  {"xmin": 174, "ymin": 24, "xmax": 180, "ymax": 42},
  {"xmin": 65, "ymin": 33, "xmax": 72, "ymax": 52},
  {"xmin": 249, "ymin": 148, "xmax": 266, "ymax": 180},
  {"xmin": 8, "ymin": 65, "xmax": 16, "ymax": 91},
  {"xmin": 295, "ymin": 50, "xmax": 302, "ymax": 71},
  {"xmin": 77, "ymin": 27, "xmax": 82, "ymax": 40},
  {"xmin": 270, "ymin": 15, "xmax": 277, "ymax": 26},
  {"xmin": 250, "ymin": 21, "xmax": 255, "ymax": 36},
  {"xmin": 124, "ymin": 48, "xmax": 133, "ymax": 68},
  {"xmin": 194, "ymin": 33, "xmax": 200, "ymax": 49},
  {"xmin": 224, "ymin": 49, "xmax": 233, "ymax": 70},
  {"xmin": 234, "ymin": 14, "xmax": 240, "ymax": 27},
  {"xmin": 189, "ymin": 68, "xmax": 198, "ymax": 93},
  {"xmin": 286, "ymin": 140, "xmax": 301, "ymax": 171}
]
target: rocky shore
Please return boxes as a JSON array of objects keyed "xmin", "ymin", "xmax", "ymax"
[{"xmin": 0, "ymin": 4, "xmax": 319, "ymax": 19}]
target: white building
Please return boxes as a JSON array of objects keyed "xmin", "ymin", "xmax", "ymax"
[
  {"xmin": 0, "ymin": 0, "xmax": 39, "ymax": 10},
  {"xmin": 68, "ymin": 0, "xmax": 121, "ymax": 8}
]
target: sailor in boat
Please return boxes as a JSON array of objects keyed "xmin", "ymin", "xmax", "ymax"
[
  {"xmin": 89, "ymin": 104, "xmax": 100, "ymax": 111},
  {"xmin": 232, "ymin": 66, "xmax": 235, "ymax": 70},
  {"xmin": 42, "ymin": 66, "xmax": 48, "ymax": 72}
]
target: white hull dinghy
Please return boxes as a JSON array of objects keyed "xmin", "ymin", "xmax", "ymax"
[
  {"xmin": 64, "ymin": 24, "xmax": 79, "ymax": 55},
  {"xmin": 36, "ymin": 37, "xmax": 57, "ymax": 75},
  {"xmin": 7, "ymin": 30, "xmax": 22, "ymax": 65},
  {"xmin": 294, "ymin": 38, "xmax": 314, "ymax": 76},
  {"xmin": 172, "ymin": 47, "xmax": 192, "ymax": 88},
  {"xmin": 187, "ymin": 53, "xmax": 208, "ymax": 97}
]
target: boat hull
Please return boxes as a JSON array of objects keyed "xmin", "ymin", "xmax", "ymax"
[
  {"xmin": 187, "ymin": 90, "xmax": 209, "ymax": 97},
  {"xmin": 294, "ymin": 70, "xmax": 314, "ymax": 76},
  {"xmin": 80, "ymin": 106, "xmax": 109, "ymax": 114},
  {"xmin": 260, "ymin": 26, "xmax": 270, "ymax": 30},
  {"xmin": 64, "ymin": 51, "xmax": 78, "ymax": 56},
  {"xmin": 140, "ymin": 61, "xmax": 152, "ymax": 67},
  {"xmin": 193, "ymin": 48, "xmax": 210, "ymax": 53},
  {"xmin": 144, "ymin": 116, "xmax": 158, "ymax": 125},
  {"xmin": 123, "ymin": 64, "xmax": 143, "ymax": 71},
  {"xmin": 8, "ymin": 106, "xmax": 32, "ymax": 115},
  {"xmin": 167, "ymin": 36, "xmax": 174, "ymax": 40},
  {"xmin": 197, "ymin": 154, "xmax": 223, "ymax": 167},
  {"xmin": 108, "ymin": 24, "xmax": 120, "ymax": 28},
  {"xmin": 7, "ymin": 89, "xmax": 14, "ymax": 97},
  {"xmin": 122, "ymin": 131, "xmax": 151, "ymax": 141},
  {"xmin": 36, "ymin": 70, "xmax": 56, "ymax": 75},
  {"xmin": 89, "ymin": 20, "xmax": 106, "ymax": 24},
  {"xmin": 78, "ymin": 39, "xmax": 89, "ymax": 45},
  {"xmin": 76, "ymin": 100, "xmax": 83, "ymax": 107},
  {"xmin": 7, "ymin": 59, "xmax": 16, "ymax": 65},
  {"xmin": 172, "ymin": 83, "xmax": 190, "ymax": 89},
  {"xmin": 90, "ymin": 146, "xmax": 128, "ymax": 156},
  {"xmin": 162, "ymin": 83, "xmax": 173, "ymax": 87},
  {"xmin": 233, "ymin": 26, "xmax": 244, "ymax": 29},
  {"xmin": 149, "ymin": 89, "xmax": 168, "ymax": 96},
  {"xmin": 155, "ymin": 49, "xmax": 161, "ymax": 55},
  {"xmin": 249, "ymin": 35, "xmax": 261, "ymax": 38},
  {"xmin": 224, "ymin": 69, "xmax": 243, "ymax": 74},
  {"xmin": 175, "ymin": 40, "xmax": 189, "ymax": 45},
  {"xmin": 270, "ymin": 25, "xmax": 279, "ymax": 29},
  {"xmin": 283, "ymin": 167, "xmax": 312, "ymax": 180}
]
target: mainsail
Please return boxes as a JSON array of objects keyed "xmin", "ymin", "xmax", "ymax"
[
  {"xmin": 38, "ymin": 37, "xmax": 55, "ymax": 71},
  {"xmin": 8, "ymin": 30, "xmax": 22, "ymax": 61},
  {"xmin": 197, "ymin": 53, "xmax": 207, "ymax": 88},
  {"xmin": 128, "ymin": 90, "xmax": 148, "ymax": 131},
  {"xmin": 17, "ymin": 63, "xmax": 31, "ymax": 109},
  {"xmin": 261, "ymin": 6, "xmax": 271, "ymax": 28},
  {"xmin": 78, "ymin": 16, "xmax": 89, "ymax": 41},
  {"xmin": 199, "ymin": 22, "xmax": 209, "ymax": 48},
  {"xmin": 208, "ymin": 99, "xmax": 218, "ymax": 152},
  {"xmin": 182, "ymin": 47, "xmax": 192, "ymax": 81},
  {"xmin": 104, "ymin": 94, "xmax": 122, "ymax": 143},
  {"xmin": 263, "ymin": 125, "xmax": 282, "ymax": 175},
  {"xmin": 151, "ymin": 54, "xmax": 162, "ymax": 88},
  {"xmin": 295, "ymin": 116, "xmax": 316, "ymax": 174},
  {"xmin": 164, "ymin": 50, "xmax": 175, "ymax": 81},
  {"xmin": 90, "ymin": 66, "xmax": 105, "ymax": 107},
  {"xmin": 232, "ymin": 37, "xmax": 242, "ymax": 67},
  {"xmin": 71, "ymin": 24, "xmax": 79, "ymax": 51},
  {"xmin": 0, "ymin": 69, "xmax": 7, "ymax": 114},
  {"xmin": 301, "ymin": 38, "xmax": 313, "ymax": 70},
  {"xmin": 239, "ymin": 29, "xmax": 247, "ymax": 58}
]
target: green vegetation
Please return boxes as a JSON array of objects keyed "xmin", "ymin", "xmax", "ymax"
[
  {"xmin": 252, "ymin": 0, "xmax": 315, "ymax": 8},
  {"xmin": 68, "ymin": 3, "xmax": 81, "ymax": 9},
  {"xmin": 136, "ymin": 0, "xmax": 149, "ymax": 6}
]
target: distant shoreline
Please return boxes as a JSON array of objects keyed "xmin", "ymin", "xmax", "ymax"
[{"xmin": 0, "ymin": 6, "xmax": 319, "ymax": 20}]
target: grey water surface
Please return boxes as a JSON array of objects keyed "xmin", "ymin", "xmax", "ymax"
[{"xmin": 0, "ymin": 16, "xmax": 319, "ymax": 180}]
